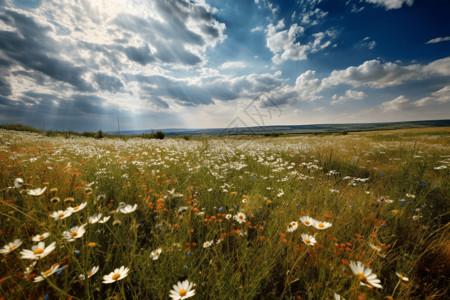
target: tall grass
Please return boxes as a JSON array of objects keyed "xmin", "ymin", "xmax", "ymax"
[{"xmin": 0, "ymin": 129, "xmax": 448, "ymax": 299}]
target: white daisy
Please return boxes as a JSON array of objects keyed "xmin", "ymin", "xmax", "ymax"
[
  {"xmin": 203, "ymin": 240, "xmax": 214, "ymax": 248},
  {"xmin": 32, "ymin": 232, "xmax": 50, "ymax": 242},
  {"xmin": 233, "ymin": 212, "xmax": 246, "ymax": 224},
  {"xmin": 312, "ymin": 221, "xmax": 332, "ymax": 230},
  {"xmin": 24, "ymin": 261, "xmax": 37, "ymax": 278},
  {"xmin": 88, "ymin": 213, "xmax": 102, "ymax": 224},
  {"xmin": 79, "ymin": 266, "xmax": 100, "ymax": 280},
  {"xmin": 28, "ymin": 187, "xmax": 47, "ymax": 196},
  {"xmin": 50, "ymin": 210, "xmax": 72, "ymax": 220},
  {"xmin": 20, "ymin": 241, "xmax": 56, "ymax": 260},
  {"xmin": 299, "ymin": 216, "xmax": 316, "ymax": 226},
  {"xmin": 395, "ymin": 272, "xmax": 409, "ymax": 282},
  {"xmin": 118, "ymin": 204, "xmax": 138, "ymax": 214},
  {"xmin": 67, "ymin": 202, "xmax": 87, "ymax": 213},
  {"xmin": 169, "ymin": 279, "xmax": 196, "ymax": 300},
  {"xmin": 0, "ymin": 239, "xmax": 23, "ymax": 255},
  {"xmin": 349, "ymin": 260, "xmax": 383, "ymax": 289},
  {"xmin": 287, "ymin": 221, "xmax": 299, "ymax": 232},
  {"xmin": 151, "ymin": 248, "xmax": 162, "ymax": 260},
  {"xmin": 98, "ymin": 216, "xmax": 111, "ymax": 223},
  {"xmin": 225, "ymin": 214, "xmax": 232, "ymax": 220},
  {"xmin": 102, "ymin": 266, "xmax": 130, "ymax": 284},
  {"xmin": 62, "ymin": 225, "xmax": 86, "ymax": 242},
  {"xmin": 14, "ymin": 178, "xmax": 24, "ymax": 188},
  {"xmin": 301, "ymin": 233, "xmax": 317, "ymax": 246},
  {"xmin": 34, "ymin": 264, "xmax": 60, "ymax": 282}
]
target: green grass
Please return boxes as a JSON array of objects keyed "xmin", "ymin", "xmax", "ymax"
[{"xmin": 0, "ymin": 129, "xmax": 449, "ymax": 299}]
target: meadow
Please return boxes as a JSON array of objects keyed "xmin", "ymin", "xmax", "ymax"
[{"xmin": 0, "ymin": 128, "xmax": 449, "ymax": 299}]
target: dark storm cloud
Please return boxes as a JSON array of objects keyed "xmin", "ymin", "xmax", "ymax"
[
  {"xmin": 0, "ymin": 9, "xmax": 93, "ymax": 91},
  {"xmin": 93, "ymin": 73, "xmax": 124, "ymax": 93}
]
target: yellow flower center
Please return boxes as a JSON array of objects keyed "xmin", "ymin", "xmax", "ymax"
[
  {"xmin": 179, "ymin": 289, "xmax": 187, "ymax": 297},
  {"xmin": 88, "ymin": 271, "xmax": 93, "ymax": 276},
  {"xmin": 305, "ymin": 220, "xmax": 310, "ymax": 225},
  {"xmin": 112, "ymin": 273, "xmax": 121, "ymax": 280},
  {"xmin": 318, "ymin": 223, "xmax": 324, "ymax": 228},
  {"xmin": 33, "ymin": 248, "xmax": 44, "ymax": 255},
  {"xmin": 59, "ymin": 213, "xmax": 64, "ymax": 217},
  {"xmin": 358, "ymin": 272, "xmax": 367, "ymax": 283},
  {"xmin": 73, "ymin": 206, "xmax": 79, "ymax": 211},
  {"xmin": 88, "ymin": 242, "xmax": 96, "ymax": 247},
  {"xmin": 44, "ymin": 269, "xmax": 52, "ymax": 276},
  {"xmin": 39, "ymin": 235, "xmax": 45, "ymax": 240},
  {"xmin": 305, "ymin": 239, "xmax": 311, "ymax": 243},
  {"xmin": 71, "ymin": 231, "xmax": 78, "ymax": 237},
  {"xmin": 239, "ymin": 215, "xmax": 243, "ymax": 219},
  {"xmin": 9, "ymin": 245, "xmax": 16, "ymax": 251}
]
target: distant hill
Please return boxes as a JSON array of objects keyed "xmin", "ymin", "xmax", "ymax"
[{"xmin": 108, "ymin": 119, "xmax": 450, "ymax": 136}]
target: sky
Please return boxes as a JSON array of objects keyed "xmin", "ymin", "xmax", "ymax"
[{"xmin": 0, "ymin": 0, "xmax": 449, "ymax": 132}]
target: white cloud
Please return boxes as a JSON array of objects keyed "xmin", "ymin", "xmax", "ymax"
[
  {"xmin": 251, "ymin": 26, "xmax": 263, "ymax": 32},
  {"xmin": 266, "ymin": 21, "xmax": 309, "ymax": 64},
  {"xmin": 426, "ymin": 36, "xmax": 450, "ymax": 44},
  {"xmin": 365, "ymin": 0, "xmax": 414, "ymax": 10},
  {"xmin": 321, "ymin": 57, "xmax": 450, "ymax": 89},
  {"xmin": 332, "ymin": 90, "xmax": 367, "ymax": 104},
  {"xmin": 381, "ymin": 95, "xmax": 410, "ymax": 112},
  {"xmin": 413, "ymin": 85, "xmax": 450, "ymax": 107},
  {"xmin": 219, "ymin": 61, "xmax": 247, "ymax": 70}
]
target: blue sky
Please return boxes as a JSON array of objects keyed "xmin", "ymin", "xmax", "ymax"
[{"xmin": 0, "ymin": 0, "xmax": 449, "ymax": 131}]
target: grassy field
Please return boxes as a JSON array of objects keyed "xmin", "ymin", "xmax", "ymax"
[{"xmin": 0, "ymin": 128, "xmax": 449, "ymax": 299}]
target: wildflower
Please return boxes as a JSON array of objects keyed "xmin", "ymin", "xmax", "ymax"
[
  {"xmin": 32, "ymin": 233, "xmax": 50, "ymax": 242},
  {"xmin": 34, "ymin": 264, "xmax": 60, "ymax": 282},
  {"xmin": 24, "ymin": 261, "xmax": 37, "ymax": 277},
  {"xmin": 301, "ymin": 234, "xmax": 317, "ymax": 246},
  {"xmin": 50, "ymin": 210, "xmax": 72, "ymax": 220},
  {"xmin": 287, "ymin": 221, "xmax": 299, "ymax": 232},
  {"xmin": 151, "ymin": 248, "xmax": 162, "ymax": 260},
  {"xmin": 28, "ymin": 186, "xmax": 47, "ymax": 196},
  {"xmin": 334, "ymin": 293, "xmax": 345, "ymax": 300},
  {"xmin": 50, "ymin": 197, "xmax": 60, "ymax": 204},
  {"xmin": 299, "ymin": 216, "xmax": 316, "ymax": 226},
  {"xmin": 349, "ymin": 261, "xmax": 382, "ymax": 289},
  {"xmin": 225, "ymin": 214, "xmax": 232, "ymax": 220},
  {"xmin": 169, "ymin": 279, "xmax": 196, "ymax": 300},
  {"xmin": 312, "ymin": 221, "xmax": 332, "ymax": 230},
  {"xmin": 88, "ymin": 213, "xmax": 102, "ymax": 224},
  {"xmin": 395, "ymin": 272, "xmax": 409, "ymax": 281},
  {"xmin": 20, "ymin": 241, "xmax": 56, "ymax": 260},
  {"xmin": 368, "ymin": 243, "xmax": 382, "ymax": 252},
  {"xmin": 234, "ymin": 212, "xmax": 246, "ymax": 224},
  {"xmin": 62, "ymin": 225, "xmax": 86, "ymax": 242},
  {"xmin": 87, "ymin": 242, "xmax": 97, "ymax": 248},
  {"xmin": 14, "ymin": 178, "xmax": 24, "ymax": 188},
  {"xmin": 203, "ymin": 240, "xmax": 213, "ymax": 248},
  {"xmin": 98, "ymin": 216, "xmax": 111, "ymax": 223},
  {"xmin": 67, "ymin": 202, "xmax": 87, "ymax": 213},
  {"xmin": 102, "ymin": 266, "xmax": 130, "ymax": 284},
  {"xmin": 79, "ymin": 266, "xmax": 99, "ymax": 280},
  {"xmin": 0, "ymin": 239, "xmax": 22, "ymax": 255},
  {"xmin": 118, "ymin": 204, "xmax": 138, "ymax": 214}
]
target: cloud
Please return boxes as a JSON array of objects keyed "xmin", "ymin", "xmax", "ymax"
[
  {"xmin": 412, "ymin": 85, "xmax": 450, "ymax": 107},
  {"xmin": 266, "ymin": 20, "xmax": 310, "ymax": 64},
  {"xmin": 365, "ymin": 0, "xmax": 414, "ymax": 10},
  {"xmin": 251, "ymin": 26, "xmax": 263, "ymax": 32},
  {"xmin": 0, "ymin": 9, "xmax": 94, "ymax": 91},
  {"xmin": 426, "ymin": 36, "xmax": 450, "ymax": 44},
  {"xmin": 380, "ymin": 95, "xmax": 410, "ymax": 112},
  {"xmin": 93, "ymin": 73, "xmax": 124, "ymax": 93},
  {"xmin": 220, "ymin": 61, "xmax": 247, "ymax": 70},
  {"xmin": 321, "ymin": 57, "xmax": 450, "ymax": 89},
  {"xmin": 332, "ymin": 90, "xmax": 367, "ymax": 104}
]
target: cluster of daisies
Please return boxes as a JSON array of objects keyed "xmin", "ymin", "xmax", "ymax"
[{"xmin": 286, "ymin": 215, "xmax": 332, "ymax": 246}]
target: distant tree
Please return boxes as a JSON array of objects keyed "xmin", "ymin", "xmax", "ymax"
[
  {"xmin": 96, "ymin": 130, "xmax": 104, "ymax": 139},
  {"xmin": 155, "ymin": 131, "xmax": 165, "ymax": 139}
]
